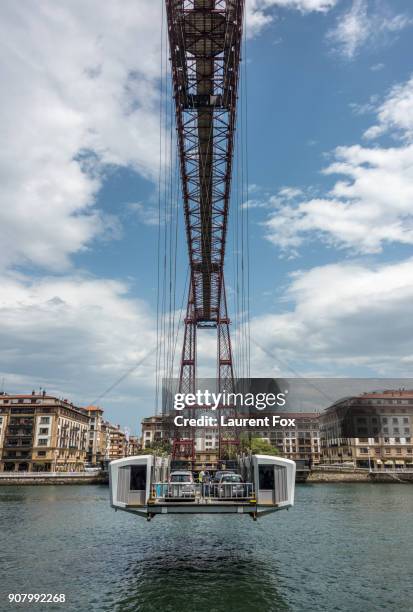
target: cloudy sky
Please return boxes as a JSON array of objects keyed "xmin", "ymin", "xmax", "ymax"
[{"xmin": 1, "ymin": 0, "xmax": 413, "ymax": 432}]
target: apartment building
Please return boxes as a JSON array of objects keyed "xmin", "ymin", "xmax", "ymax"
[
  {"xmin": 0, "ymin": 409, "xmax": 8, "ymax": 462},
  {"xmin": 105, "ymin": 423, "xmax": 127, "ymax": 460},
  {"xmin": 195, "ymin": 427, "xmax": 219, "ymax": 453},
  {"xmin": 320, "ymin": 390, "xmax": 413, "ymax": 468},
  {"xmin": 140, "ymin": 410, "xmax": 321, "ymax": 467},
  {"xmin": 127, "ymin": 435, "xmax": 141, "ymax": 456},
  {"xmin": 83, "ymin": 405, "xmax": 105, "ymax": 466},
  {"xmin": 0, "ymin": 392, "xmax": 89, "ymax": 472},
  {"xmin": 141, "ymin": 415, "xmax": 168, "ymax": 449},
  {"xmin": 267, "ymin": 413, "xmax": 321, "ymax": 464}
]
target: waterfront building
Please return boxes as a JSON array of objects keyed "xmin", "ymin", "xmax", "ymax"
[
  {"xmin": 100, "ymin": 420, "xmax": 111, "ymax": 462},
  {"xmin": 265, "ymin": 413, "xmax": 321, "ymax": 464},
  {"xmin": 127, "ymin": 435, "xmax": 141, "ymax": 456},
  {"xmin": 106, "ymin": 423, "xmax": 127, "ymax": 460},
  {"xmin": 83, "ymin": 405, "xmax": 105, "ymax": 466},
  {"xmin": 141, "ymin": 415, "xmax": 168, "ymax": 448},
  {"xmin": 0, "ymin": 400, "xmax": 9, "ymax": 463},
  {"xmin": 320, "ymin": 390, "xmax": 413, "ymax": 469},
  {"xmin": 0, "ymin": 392, "xmax": 89, "ymax": 472},
  {"xmin": 140, "ymin": 412, "xmax": 321, "ymax": 467},
  {"xmin": 194, "ymin": 450, "xmax": 219, "ymax": 471},
  {"xmin": 196, "ymin": 427, "xmax": 219, "ymax": 453},
  {"xmin": 236, "ymin": 412, "xmax": 320, "ymax": 465}
]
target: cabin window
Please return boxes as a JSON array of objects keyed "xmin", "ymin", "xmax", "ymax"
[
  {"xmin": 259, "ymin": 465, "xmax": 274, "ymax": 490},
  {"xmin": 130, "ymin": 465, "xmax": 146, "ymax": 490}
]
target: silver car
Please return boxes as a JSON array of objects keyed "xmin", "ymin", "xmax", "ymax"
[
  {"xmin": 217, "ymin": 473, "xmax": 246, "ymax": 499},
  {"xmin": 166, "ymin": 470, "xmax": 196, "ymax": 500}
]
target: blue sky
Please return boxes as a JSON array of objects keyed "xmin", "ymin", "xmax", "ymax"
[{"xmin": 1, "ymin": 0, "xmax": 413, "ymax": 432}]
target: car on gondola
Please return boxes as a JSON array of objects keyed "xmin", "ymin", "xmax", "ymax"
[
  {"xmin": 165, "ymin": 470, "xmax": 196, "ymax": 501},
  {"xmin": 217, "ymin": 473, "xmax": 246, "ymax": 499},
  {"xmin": 212, "ymin": 469, "xmax": 235, "ymax": 483}
]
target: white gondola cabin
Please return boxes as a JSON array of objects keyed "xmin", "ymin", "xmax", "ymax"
[{"xmin": 109, "ymin": 454, "xmax": 295, "ymax": 520}]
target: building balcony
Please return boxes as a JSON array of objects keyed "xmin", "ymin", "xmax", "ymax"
[
  {"xmin": 3, "ymin": 452, "xmax": 30, "ymax": 459},
  {"xmin": 6, "ymin": 431, "xmax": 33, "ymax": 437},
  {"xmin": 4, "ymin": 442, "xmax": 32, "ymax": 448}
]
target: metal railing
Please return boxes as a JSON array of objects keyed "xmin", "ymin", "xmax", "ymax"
[
  {"xmin": 151, "ymin": 482, "xmax": 255, "ymax": 502},
  {"xmin": 314, "ymin": 465, "xmax": 413, "ymax": 473},
  {"xmin": 312, "ymin": 465, "xmax": 367, "ymax": 472}
]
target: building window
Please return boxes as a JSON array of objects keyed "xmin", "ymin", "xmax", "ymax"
[
  {"xmin": 40, "ymin": 417, "xmax": 50, "ymax": 424},
  {"xmin": 38, "ymin": 439, "xmax": 48, "ymax": 446},
  {"xmin": 37, "ymin": 451, "xmax": 46, "ymax": 457},
  {"xmin": 39, "ymin": 428, "xmax": 49, "ymax": 435}
]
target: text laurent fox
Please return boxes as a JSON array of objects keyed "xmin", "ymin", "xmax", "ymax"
[{"xmin": 174, "ymin": 415, "xmax": 296, "ymax": 427}]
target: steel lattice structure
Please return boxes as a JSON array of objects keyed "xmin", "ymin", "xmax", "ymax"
[{"xmin": 166, "ymin": 0, "xmax": 245, "ymax": 460}]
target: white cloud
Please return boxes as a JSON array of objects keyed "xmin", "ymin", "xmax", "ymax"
[
  {"xmin": 364, "ymin": 76, "xmax": 413, "ymax": 141},
  {"xmin": 278, "ymin": 186, "xmax": 303, "ymax": 199},
  {"xmin": 327, "ymin": 0, "xmax": 412, "ymax": 59},
  {"xmin": 370, "ymin": 62, "xmax": 385, "ymax": 72},
  {"xmin": 0, "ymin": 0, "xmax": 162, "ymax": 271},
  {"xmin": 0, "ymin": 270, "xmax": 225, "ymax": 423},
  {"xmin": 242, "ymin": 186, "xmax": 303, "ymax": 209},
  {"xmin": 265, "ymin": 143, "xmax": 413, "ymax": 254},
  {"xmin": 250, "ymin": 258, "xmax": 413, "ymax": 375},
  {"xmin": 264, "ymin": 73, "xmax": 413, "ymax": 255},
  {"xmin": 349, "ymin": 94, "xmax": 379, "ymax": 116},
  {"xmin": 246, "ymin": 0, "xmax": 337, "ymax": 36},
  {"xmin": 326, "ymin": 0, "xmax": 368, "ymax": 59},
  {"xmin": 0, "ymin": 272, "xmax": 158, "ymax": 419},
  {"xmin": 127, "ymin": 202, "xmax": 161, "ymax": 227},
  {"xmin": 0, "ymin": 0, "xmax": 338, "ymax": 271}
]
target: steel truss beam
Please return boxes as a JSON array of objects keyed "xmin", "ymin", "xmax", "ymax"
[{"xmin": 166, "ymin": 0, "xmax": 244, "ymax": 460}]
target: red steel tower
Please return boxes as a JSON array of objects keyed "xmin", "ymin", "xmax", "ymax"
[{"xmin": 166, "ymin": 0, "xmax": 245, "ymax": 460}]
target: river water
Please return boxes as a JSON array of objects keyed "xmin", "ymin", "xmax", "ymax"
[{"xmin": 0, "ymin": 483, "xmax": 412, "ymax": 612}]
